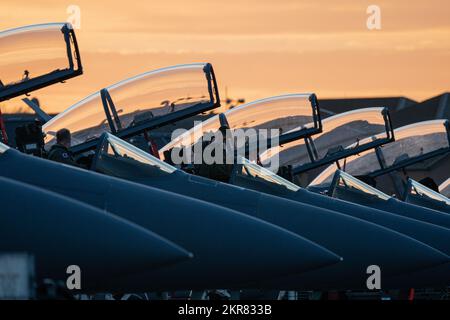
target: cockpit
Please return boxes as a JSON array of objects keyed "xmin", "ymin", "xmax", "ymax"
[
  {"xmin": 0, "ymin": 23, "xmax": 82, "ymax": 102},
  {"xmin": 43, "ymin": 63, "xmax": 219, "ymax": 153},
  {"xmin": 327, "ymin": 170, "xmax": 391, "ymax": 202},
  {"xmin": 159, "ymin": 93, "xmax": 321, "ymax": 161},
  {"xmin": 309, "ymin": 120, "xmax": 450, "ymax": 191},
  {"xmin": 91, "ymin": 133, "xmax": 178, "ymax": 179},
  {"xmin": 259, "ymin": 107, "xmax": 394, "ymax": 176},
  {"xmin": 404, "ymin": 179, "xmax": 450, "ymax": 206}
]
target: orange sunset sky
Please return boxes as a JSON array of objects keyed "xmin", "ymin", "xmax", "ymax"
[{"xmin": 1, "ymin": 0, "xmax": 450, "ymax": 113}]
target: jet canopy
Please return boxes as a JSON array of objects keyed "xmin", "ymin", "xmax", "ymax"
[
  {"xmin": 159, "ymin": 93, "xmax": 321, "ymax": 159},
  {"xmin": 327, "ymin": 170, "xmax": 391, "ymax": 201},
  {"xmin": 92, "ymin": 133, "xmax": 177, "ymax": 175},
  {"xmin": 310, "ymin": 120, "xmax": 450, "ymax": 189},
  {"xmin": 0, "ymin": 23, "xmax": 82, "ymax": 102},
  {"xmin": 236, "ymin": 157, "xmax": 301, "ymax": 192},
  {"xmin": 439, "ymin": 178, "xmax": 450, "ymax": 198},
  {"xmin": 43, "ymin": 63, "xmax": 219, "ymax": 153},
  {"xmin": 404, "ymin": 179, "xmax": 450, "ymax": 206},
  {"xmin": 260, "ymin": 107, "xmax": 394, "ymax": 175}
]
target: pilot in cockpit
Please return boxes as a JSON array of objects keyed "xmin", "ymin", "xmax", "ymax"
[{"xmin": 48, "ymin": 128, "xmax": 79, "ymax": 167}]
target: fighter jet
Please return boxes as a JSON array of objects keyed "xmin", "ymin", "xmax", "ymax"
[
  {"xmin": 0, "ymin": 36, "xmax": 351, "ymax": 294},
  {"xmin": 321, "ymin": 169, "xmax": 450, "ymax": 229},
  {"xmin": 0, "ymin": 176, "xmax": 192, "ymax": 293},
  {"xmin": 403, "ymin": 179, "xmax": 450, "ymax": 214},
  {"xmin": 0, "ymin": 42, "xmax": 342, "ymax": 294},
  {"xmin": 315, "ymin": 170, "xmax": 450, "ymax": 288},
  {"xmin": 4, "ymin": 28, "xmax": 448, "ymax": 293},
  {"xmin": 42, "ymin": 82, "xmax": 448, "ymax": 291},
  {"xmin": 0, "ymin": 142, "xmax": 343, "ymax": 292},
  {"xmin": 223, "ymin": 157, "xmax": 450, "ymax": 266},
  {"xmin": 73, "ymin": 132, "xmax": 449, "ymax": 290}
]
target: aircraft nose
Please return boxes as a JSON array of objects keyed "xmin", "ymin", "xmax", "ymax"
[
  {"xmin": 236, "ymin": 216, "xmax": 343, "ymax": 280},
  {"xmin": 94, "ymin": 213, "xmax": 194, "ymax": 275},
  {"xmin": 102, "ymin": 183, "xmax": 342, "ymax": 291},
  {"xmin": 0, "ymin": 177, "xmax": 192, "ymax": 290}
]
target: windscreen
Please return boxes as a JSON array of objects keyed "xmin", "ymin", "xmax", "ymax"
[
  {"xmin": 101, "ymin": 133, "xmax": 177, "ymax": 174},
  {"xmin": 329, "ymin": 170, "xmax": 391, "ymax": 201},
  {"xmin": 310, "ymin": 120, "xmax": 450, "ymax": 188},
  {"xmin": 260, "ymin": 107, "xmax": 389, "ymax": 171},
  {"xmin": 43, "ymin": 63, "xmax": 215, "ymax": 148},
  {"xmin": 240, "ymin": 157, "xmax": 300, "ymax": 192},
  {"xmin": 0, "ymin": 23, "xmax": 81, "ymax": 101},
  {"xmin": 0, "ymin": 142, "xmax": 10, "ymax": 154},
  {"xmin": 159, "ymin": 94, "xmax": 319, "ymax": 158},
  {"xmin": 439, "ymin": 178, "xmax": 450, "ymax": 198},
  {"xmin": 407, "ymin": 179, "xmax": 450, "ymax": 206}
]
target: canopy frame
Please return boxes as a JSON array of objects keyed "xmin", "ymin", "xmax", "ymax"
[
  {"xmin": 71, "ymin": 63, "xmax": 220, "ymax": 154},
  {"xmin": 0, "ymin": 23, "xmax": 83, "ymax": 102},
  {"xmin": 292, "ymin": 107, "xmax": 395, "ymax": 175}
]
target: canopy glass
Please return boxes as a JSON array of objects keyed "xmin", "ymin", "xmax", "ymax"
[
  {"xmin": 310, "ymin": 120, "xmax": 450, "ymax": 188},
  {"xmin": 439, "ymin": 178, "xmax": 450, "ymax": 198},
  {"xmin": 328, "ymin": 170, "xmax": 391, "ymax": 201},
  {"xmin": 159, "ymin": 93, "xmax": 321, "ymax": 160},
  {"xmin": 260, "ymin": 107, "xmax": 393, "ymax": 174},
  {"xmin": 0, "ymin": 23, "xmax": 82, "ymax": 101},
  {"xmin": 43, "ymin": 63, "xmax": 218, "ymax": 151},
  {"xmin": 93, "ymin": 133, "xmax": 177, "ymax": 174},
  {"xmin": 405, "ymin": 179, "xmax": 450, "ymax": 206},
  {"xmin": 238, "ymin": 157, "xmax": 300, "ymax": 192}
]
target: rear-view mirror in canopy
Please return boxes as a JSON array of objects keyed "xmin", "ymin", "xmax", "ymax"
[
  {"xmin": 309, "ymin": 120, "xmax": 450, "ymax": 189},
  {"xmin": 43, "ymin": 63, "xmax": 220, "ymax": 153},
  {"xmin": 0, "ymin": 23, "xmax": 82, "ymax": 101}
]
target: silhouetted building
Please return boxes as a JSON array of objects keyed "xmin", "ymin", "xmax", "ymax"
[
  {"xmin": 319, "ymin": 96, "xmax": 417, "ymax": 117},
  {"xmin": 391, "ymin": 93, "xmax": 450, "ymax": 128}
]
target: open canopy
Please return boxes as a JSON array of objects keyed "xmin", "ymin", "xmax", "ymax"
[
  {"xmin": 43, "ymin": 63, "xmax": 219, "ymax": 153},
  {"xmin": 310, "ymin": 120, "xmax": 450, "ymax": 189},
  {"xmin": 439, "ymin": 178, "xmax": 450, "ymax": 198},
  {"xmin": 404, "ymin": 178, "xmax": 450, "ymax": 206},
  {"xmin": 0, "ymin": 23, "xmax": 82, "ymax": 102},
  {"xmin": 260, "ymin": 107, "xmax": 394, "ymax": 174},
  {"xmin": 159, "ymin": 93, "xmax": 321, "ymax": 159}
]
